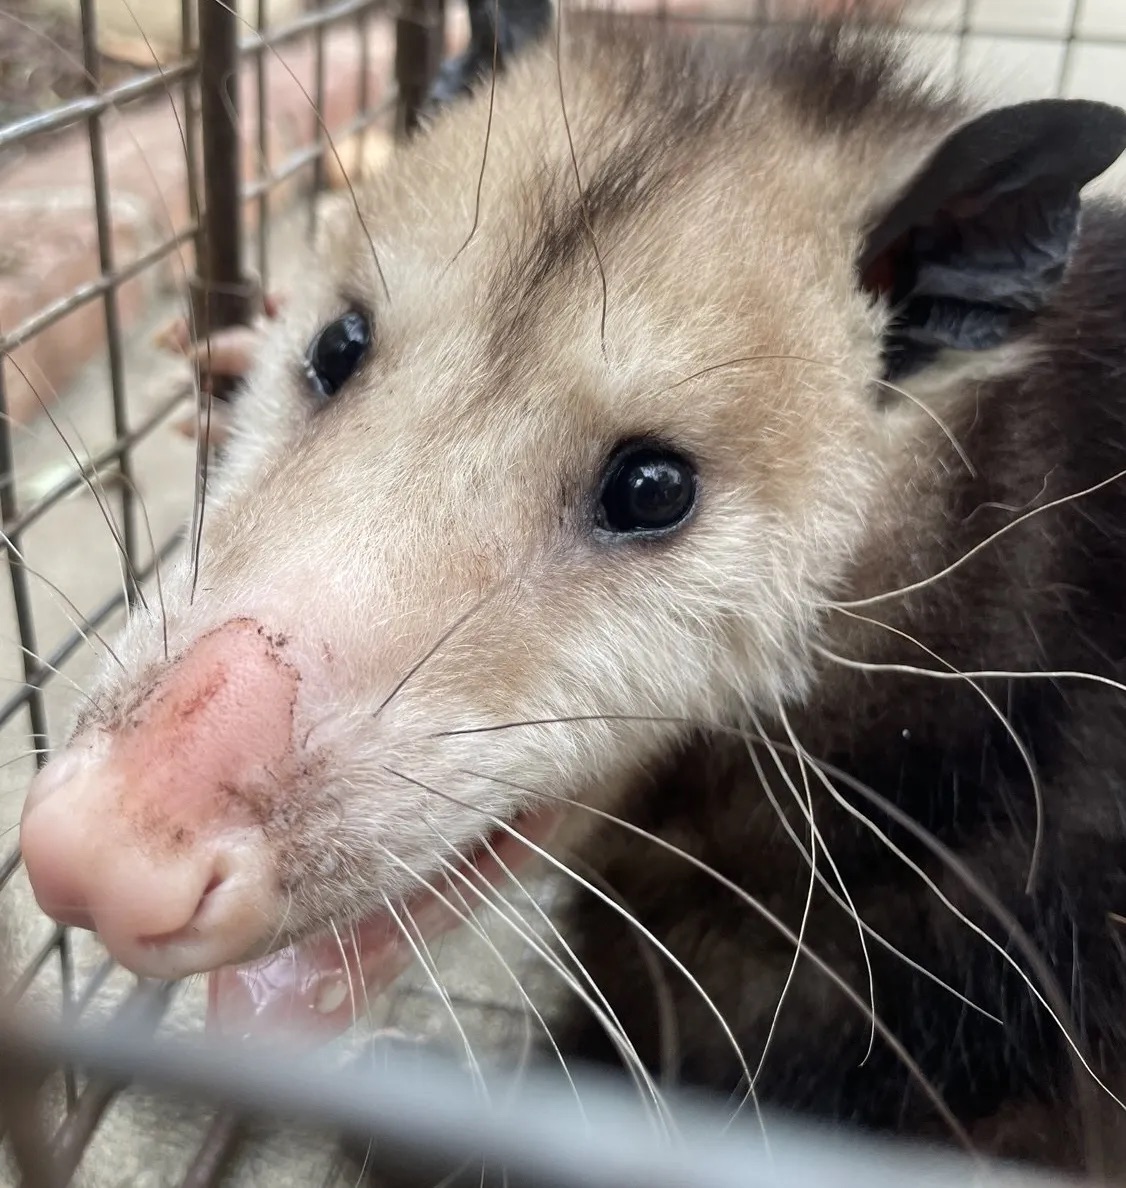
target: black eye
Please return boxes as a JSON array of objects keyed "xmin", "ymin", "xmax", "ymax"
[
  {"xmin": 305, "ymin": 311, "xmax": 371, "ymax": 399},
  {"xmin": 596, "ymin": 444, "xmax": 697, "ymax": 536}
]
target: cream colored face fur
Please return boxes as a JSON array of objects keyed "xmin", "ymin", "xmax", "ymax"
[{"xmin": 41, "ymin": 27, "xmax": 937, "ymax": 964}]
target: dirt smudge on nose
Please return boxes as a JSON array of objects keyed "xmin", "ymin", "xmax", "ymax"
[
  {"xmin": 109, "ymin": 617, "xmax": 308, "ymax": 857},
  {"xmin": 170, "ymin": 669, "xmax": 229, "ymax": 724}
]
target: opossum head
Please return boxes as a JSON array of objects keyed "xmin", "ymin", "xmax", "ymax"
[{"xmin": 19, "ymin": 21, "xmax": 1126, "ymax": 1023}]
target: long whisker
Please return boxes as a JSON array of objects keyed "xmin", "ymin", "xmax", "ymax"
[
  {"xmin": 822, "ymin": 653, "xmax": 1126, "ymax": 699},
  {"xmin": 0, "ymin": 354, "xmax": 141, "ymax": 615},
  {"xmin": 872, "ymin": 374, "xmax": 976, "ymax": 477},
  {"xmin": 428, "ymin": 844, "xmax": 670, "ymax": 1131},
  {"xmin": 380, "ymin": 890, "xmax": 490, "ymax": 1103},
  {"xmin": 116, "ymin": 473, "xmax": 171, "ymax": 661},
  {"xmin": 818, "ymin": 609, "xmax": 1046, "ymax": 893},
  {"xmin": 347, "ymin": 919, "xmax": 375, "ymax": 1035},
  {"xmin": 436, "ymin": 824, "xmax": 666, "ymax": 1120},
  {"xmin": 561, "ymin": 851, "xmax": 682, "ymax": 1092},
  {"xmin": 828, "ymin": 465, "xmax": 1126, "ymax": 611},
  {"xmin": 386, "ymin": 766, "xmax": 760, "ymax": 1134},
  {"xmin": 470, "ymin": 835, "xmax": 664, "ymax": 1099},
  {"xmin": 719, "ymin": 738, "xmax": 997, "ymax": 1027},
  {"xmin": 739, "ymin": 708, "xmax": 818, "ymax": 1113},
  {"xmin": 0, "ymin": 528, "xmax": 125, "ymax": 669},
  {"xmin": 758, "ymin": 701, "xmax": 878, "ymax": 1067},
  {"xmin": 446, "ymin": 763, "xmax": 971, "ymax": 1150},
  {"xmin": 433, "ymin": 712, "xmax": 688, "ymax": 739},
  {"xmin": 374, "ymin": 594, "xmax": 492, "ymax": 722},
  {"xmin": 394, "ymin": 841, "xmax": 587, "ymax": 1120},
  {"xmin": 329, "ymin": 916, "xmax": 360, "ymax": 1036},
  {"xmin": 763, "ymin": 739, "xmax": 1125, "ymax": 1119}
]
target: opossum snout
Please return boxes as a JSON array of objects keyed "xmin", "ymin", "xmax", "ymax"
[{"xmin": 20, "ymin": 617, "xmax": 302, "ymax": 980}]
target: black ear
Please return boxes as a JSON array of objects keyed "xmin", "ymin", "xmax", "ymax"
[{"xmin": 859, "ymin": 99, "xmax": 1126, "ymax": 381}]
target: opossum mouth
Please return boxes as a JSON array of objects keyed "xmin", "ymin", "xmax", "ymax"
[{"xmin": 207, "ymin": 807, "xmax": 562, "ymax": 1038}]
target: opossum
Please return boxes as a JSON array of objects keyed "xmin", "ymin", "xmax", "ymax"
[{"xmin": 15, "ymin": 3, "xmax": 1126, "ymax": 1181}]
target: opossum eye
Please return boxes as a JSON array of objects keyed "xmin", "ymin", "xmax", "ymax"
[
  {"xmin": 597, "ymin": 445, "xmax": 697, "ymax": 536},
  {"xmin": 304, "ymin": 311, "xmax": 371, "ymax": 400}
]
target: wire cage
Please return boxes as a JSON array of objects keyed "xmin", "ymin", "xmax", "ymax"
[{"xmin": 1, "ymin": 0, "xmax": 1125, "ymax": 1184}]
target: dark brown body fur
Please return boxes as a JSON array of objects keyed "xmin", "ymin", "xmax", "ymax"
[{"xmin": 558, "ymin": 197, "xmax": 1126, "ymax": 1172}]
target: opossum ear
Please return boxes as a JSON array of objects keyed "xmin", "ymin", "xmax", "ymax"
[{"xmin": 858, "ymin": 98, "xmax": 1126, "ymax": 381}]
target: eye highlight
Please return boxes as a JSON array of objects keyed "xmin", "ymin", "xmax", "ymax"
[
  {"xmin": 304, "ymin": 311, "xmax": 371, "ymax": 400},
  {"xmin": 596, "ymin": 443, "xmax": 698, "ymax": 537}
]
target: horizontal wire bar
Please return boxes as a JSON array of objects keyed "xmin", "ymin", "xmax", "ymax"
[
  {"xmin": 0, "ymin": 1013, "xmax": 1092, "ymax": 1188},
  {"xmin": 1, "ymin": 229, "xmax": 198, "ymax": 356},
  {"xmin": 0, "ymin": 62, "xmax": 196, "ymax": 151},
  {"xmin": 238, "ymin": 0, "xmax": 390, "ymax": 57}
]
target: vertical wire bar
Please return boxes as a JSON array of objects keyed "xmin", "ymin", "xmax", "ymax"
[
  {"xmin": 0, "ymin": 1066, "xmax": 60, "ymax": 1188},
  {"xmin": 354, "ymin": 1, "xmax": 372, "ymax": 175},
  {"xmin": 57, "ymin": 930, "xmax": 78, "ymax": 1110},
  {"xmin": 183, "ymin": 0, "xmax": 204, "ymax": 292},
  {"xmin": 1056, "ymin": 0, "xmax": 1085, "ymax": 95},
  {"xmin": 953, "ymin": 0, "xmax": 973, "ymax": 84},
  {"xmin": 194, "ymin": 0, "xmax": 257, "ymax": 394},
  {"xmin": 0, "ymin": 366, "xmax": 49, "ymax": 763},
  {"xmin": 179, "ymin": 1114, "xmax": 246, "ymax": 1187},
  {"xmin": 395, "ymin": 0, "xmax": 441, "ymax": 137},
  {"xmin": 257, "ymin": 0, "xmax": 271, "ymax": 287},
  {"xmin": 309, "ymin": 0, "xmax": 329, "ymax": 243},
  {"xmin": 79, "ymin": 0, "xmax": 140, "ymax": 598}
]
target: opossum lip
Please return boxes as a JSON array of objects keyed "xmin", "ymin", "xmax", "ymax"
[{"xmin": 206, "ymin": 806, "xmax": 562, "ymax": 1039}]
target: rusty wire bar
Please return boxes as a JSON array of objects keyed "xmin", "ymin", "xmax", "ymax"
[
  {"xmin": 193, "ymin": 0, "xmax": 258, "ymax": 384},
  {"xmin": 179, "ymin": 1115, "xmax": 247, "ymax": 1188}
]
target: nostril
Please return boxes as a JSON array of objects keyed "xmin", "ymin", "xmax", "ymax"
[
  {"xmin": 49, "ymin": 902, "xmax": 97, "ymax": 931},
  {"xmin": 138, "ymin": 868, "xmax": 226, "ymax": 949}
]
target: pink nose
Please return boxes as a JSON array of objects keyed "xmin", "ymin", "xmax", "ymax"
[{"xmin": 20, "ymin": 618, "xmax": 298, "ymax": 980}]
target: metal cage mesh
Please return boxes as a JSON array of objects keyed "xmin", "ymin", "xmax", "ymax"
[{"xmin": 0, "ymin": 0, "xmax": 1121, "ymax": 1183}]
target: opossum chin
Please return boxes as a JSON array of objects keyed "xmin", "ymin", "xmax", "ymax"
[{"xmin": 208, "ymin": 805, "xmax": 562, "ymax": 1038}]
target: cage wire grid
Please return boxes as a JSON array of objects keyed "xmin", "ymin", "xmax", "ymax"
[{"xmin": 0, "ymin": 0, "xmax": 1121, "ymax": 1184}]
